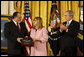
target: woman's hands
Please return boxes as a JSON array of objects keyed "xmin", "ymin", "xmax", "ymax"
[{"xmin": 33, "ymin": 38, "xmax": 41, "ymax": 42}]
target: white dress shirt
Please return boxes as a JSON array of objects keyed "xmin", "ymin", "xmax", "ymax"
[
  {"xmin": 66, "ymin": 19, "xmax": 72, "ymax": 32},
  {"xmin": 66, "ymin": 19, "xmax": 72, "ymax": 27}
]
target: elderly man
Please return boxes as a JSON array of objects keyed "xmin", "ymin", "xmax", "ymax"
[{"xmin": 58, "ymin": 10, "xmax": 80, "ymax": 56}]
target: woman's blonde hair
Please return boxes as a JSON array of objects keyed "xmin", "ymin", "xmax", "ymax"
[{"xmin": 32, "ymin": 17, "xmax": 43, "ymax": 29}]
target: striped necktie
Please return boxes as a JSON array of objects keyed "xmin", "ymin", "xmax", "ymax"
[{"xmin": 17, "ymin": 22, "xmax": 20, "ymax": 32}]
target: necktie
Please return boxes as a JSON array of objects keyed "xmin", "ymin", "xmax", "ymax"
[
  {"xmin": 67, "ymin": 21, "xmax": 69, "ymax": 27},
  {"xmin": 17, "ymin": 22, "xmax": 20, "ymax": 32}
]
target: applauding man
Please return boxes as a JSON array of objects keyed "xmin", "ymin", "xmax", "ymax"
[{"xmin": 59, "ymin": 10, "xmax": 80, "ymax": 56}]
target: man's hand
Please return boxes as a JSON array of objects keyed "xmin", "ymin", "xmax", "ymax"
[
  {"xmin": 60, "ymin": 23, "xmax": 68, "ymax": 31},
  {"xmin": 63, "ymin": 26, "xmax": 68, "ymax": 30},
  {"xmin": 17, "ymin": 38, "xmax": 23, "ymax": 43},
  {"xmin": 60, "ymin": 23, "xmax": 64, "ymax": 31}
]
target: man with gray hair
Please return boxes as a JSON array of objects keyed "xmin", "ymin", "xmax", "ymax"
[{"xmin": 58, "ymin": 10, "xmax": 80, "ymax": 56}]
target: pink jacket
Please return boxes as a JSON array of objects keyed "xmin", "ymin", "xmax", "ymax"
[{"xmin": 30, "ymin": 27, "xmax": 48, "ymax": 56}]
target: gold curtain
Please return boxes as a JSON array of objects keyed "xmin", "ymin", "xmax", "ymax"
[
  {"xmin": 72, "ymin": 1, "xmax": 80, "ymax": 22},
  {"xmin": 14, "ymin": 1, "xmax": 80, "ymax": 27},
  {"xmin": 14, "ymin": 1, "xmax": 80, "ymax": 56},
  {"xmin": 31, "ymin": 1, "xmax": 52, "ymax": 29},
  {"xmin": 60, "ymin": 1, "xmax": 68, "ymax": 22},
  {"xmin": 59, "ymin": 1, "xmax": 80, "ymax": 23}
]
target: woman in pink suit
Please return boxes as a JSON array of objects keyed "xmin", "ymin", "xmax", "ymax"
[{"xmin": 30, "ymin": 17, "xmax": 48, "ymax": 56}]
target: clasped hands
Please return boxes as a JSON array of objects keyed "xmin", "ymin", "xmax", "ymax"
[
  {"xmin": 17, "ymin": 38, "xmax": 23, "ymax": 43},
  {"xmin": 60, "ymin": 23, "xmax": 68, "ymax": 31},
  {"xmin": 33, "ymin": 38, "xmax": 41, "ymax": 42}
]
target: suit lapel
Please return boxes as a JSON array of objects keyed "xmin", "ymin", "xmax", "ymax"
[
  {"xmin": 11, "ymin": 20, "xmax": 20, "ymax": 32},
  {"xmin": 19, "ymin": 23, "xmax": 22, "ymax": 32},
  {"xmin": 63, "ymin": 22, "xmax": 67, "ymax": 26},
  {"xmin": 68, "ymin": 20, "xmax": 74, "ymax": 28}
]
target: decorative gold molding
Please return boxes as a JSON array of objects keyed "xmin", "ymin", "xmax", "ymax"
[
  {"xmin": 1, "ymin": 14, "xmax": 9, "ymax": 17},
  {"xmin": 1, "ymin": 17, "xmax": 10, "ymax": 21},
  {"xmin": 1, "ymin": 15, "xmax": 12, "ymax": 16},
  {"xmin": 1, "ymin": 47, "xmax": 7, "ymax": 50}
]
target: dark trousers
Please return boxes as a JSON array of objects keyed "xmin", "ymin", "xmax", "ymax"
[
  {"xmin": 49, "ymin": 40, "xmax": 60, "ymax": 56},
  {"xmin": 60, "ymin": 47, "xmax": 77, "ymax": 56}
]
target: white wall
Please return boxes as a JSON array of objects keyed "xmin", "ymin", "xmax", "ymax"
[
  {"xmin": 1, "ymin": 1, "xmax": 16, "ymax": 16},
  {"xmin": 1, "ymin": 1, "xmax": 9, "ymax": 15}
]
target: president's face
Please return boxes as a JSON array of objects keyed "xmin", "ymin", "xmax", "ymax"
[{"xmin": 65, "ymin": 12, "xmax": 72, "ymax": 21}]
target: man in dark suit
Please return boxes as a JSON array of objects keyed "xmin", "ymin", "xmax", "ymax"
[
  {"xmin": 4, "ymin": 12, "xmax": 29, "ymax": 56},
  {"xmin": 58, "ymin": 10, "xmax": 80, "ymax": 56}
]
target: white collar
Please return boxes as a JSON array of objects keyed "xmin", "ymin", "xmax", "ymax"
[
  {"xmin": 12, "ymin": 20, "xmax": 17, "ymax": 25},
  {"xmin": 12, "ymin": 20, "xmax": 21, "ymax": 25},
  {"xmin": 67, "ymin": 19, "xmax": 72, "ymax": 24}
]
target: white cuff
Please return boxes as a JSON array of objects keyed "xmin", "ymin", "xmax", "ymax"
[
  {"xmin": 66, "ymin": 29, "xmax": 68, "ymax": 32},
  {"xmin": 60, "ymin": 29, "xmax": 63, "ymax": 32}
]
